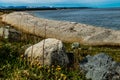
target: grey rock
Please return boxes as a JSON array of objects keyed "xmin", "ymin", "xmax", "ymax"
[
  {"xmin": 8, "ymin": 28, "xmax": 21, "ymax": 41},
  {"xmin": 0, "ymin": 26, "xmax": 21, "ymax": 40},
  {"xmin": 24, "ymin": 38, "xmax": 69, "ymax": 66},
  {"xmin": 71, "ymin": 42, "xmax": 80, "ymax": 49},
  {"xmin": 80, "ymin": 53, "xmax": 120, "ymax": 80}
]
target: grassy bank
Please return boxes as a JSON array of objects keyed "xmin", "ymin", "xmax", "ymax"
[
  {"xmin": 0, "ymin": 36, "xmax": 88, "ymax": 80},
  {"xmin": 0, "ymin": 11, "xmax": 120, "ymax": 80},
  {"xmin": 0, "ymin": 34, "xmax": 120, "ymax": 80}
]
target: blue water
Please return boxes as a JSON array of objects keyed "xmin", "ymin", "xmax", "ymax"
[{"xmin": 29, "ymin": 9, "xmax": 120, "ymax": 30}]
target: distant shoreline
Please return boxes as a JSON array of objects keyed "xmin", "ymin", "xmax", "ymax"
[
  {"xmin": 0, "ymin": 7, "xmax": 92, "ymax": 11},
  {"xmin": 1, "ymin": 7, "xmax": 120, "ymax": 12}
]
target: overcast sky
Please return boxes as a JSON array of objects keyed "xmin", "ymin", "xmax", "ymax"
[{"xmin": 0, "ymin": 0, "xmax": 120, "ymax": 8}]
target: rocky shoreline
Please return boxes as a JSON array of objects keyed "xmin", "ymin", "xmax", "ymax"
[{"xmin": 1, "ymin": 12, "xmax": 120, "ymax": 45}]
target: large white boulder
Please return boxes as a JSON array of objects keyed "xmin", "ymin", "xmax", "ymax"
[{"xmin": 24, "ymin": 38, "xmax": 69, "ymax": 66}]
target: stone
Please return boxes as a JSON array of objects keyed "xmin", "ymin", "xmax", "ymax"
[
  {"xmin": 8, "ymin": 28, "xmax": 21, "ymax": 41},
  {"xmin": 71, "ymin": 42, "xmax": 80, "ymax": 49},
  {"xmin": 0, "ymin": 27, "xmax": 9, "ymax": 39},
  {"xmin": 24, "ymin": 38, "xmax": 69, "ymax": 66},
  {"xmin": 80, "ymin": 53, "xmax": 120, "ymax": 80},
  {"xmin": 0, "ymin": 26, "xmax": 21, "ymax": 40}
]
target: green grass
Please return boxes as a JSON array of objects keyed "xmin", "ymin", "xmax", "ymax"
[
  {"xmin": 64, "ymin": 42, "xmax": 120, "ymax": 62},
  {"xmin": 0, "ymin": 34, "xmax": 120, "ymax": 80},
  {"xmin": 0, "ymin": 39, "xmax": 88, "ymax": 80}
]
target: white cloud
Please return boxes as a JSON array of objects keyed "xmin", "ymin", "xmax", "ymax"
[
  {"xmin": 0, "ymin": 0, "xmax": 63, "ymax": 3},
  {"xmin": 0, "ymin": 0, "xmax": 119, "ymax": 4},
  {"xmin": 76, "ymin": 0, "xmax": 120, "ymax": 3},
  {"xmin": 80, "ymin": 0, "xmax": 105, "ymax": 3}
]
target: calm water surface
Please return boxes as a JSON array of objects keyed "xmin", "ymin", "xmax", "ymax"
[{"xmin": 29, "ymin": 9, "xmax": 120, "ymax": 30}]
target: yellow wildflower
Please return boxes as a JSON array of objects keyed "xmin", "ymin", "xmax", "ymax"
[
  {"xmin": 61, "ymin": 73, "xmax": 67, "ymax": 80},
  {"xmin": 56, "ymin": 67, "xmax": 61, "ymax": 71},
  {"xmin": 56, "ymin": 65, "xmax": 61, "ymax": 71},
  {"xmin": 38, "ymin": 66, "xmax": 42, "ymax": 69},
  {"xmin": 48, "ymin": 69, "xmax": 50, "ymax": 73},
  {"xmin": 63, "ymin": 76, "xmax": 67, "ymax": 80},
  {"xmin": 61, "ymin": 73, "xmax": 65, "ymax": 77}
]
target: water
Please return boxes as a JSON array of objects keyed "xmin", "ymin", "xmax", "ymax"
[{"xmin": 29, "ymin": 9, "xmax": 120, "ymax": 30}]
